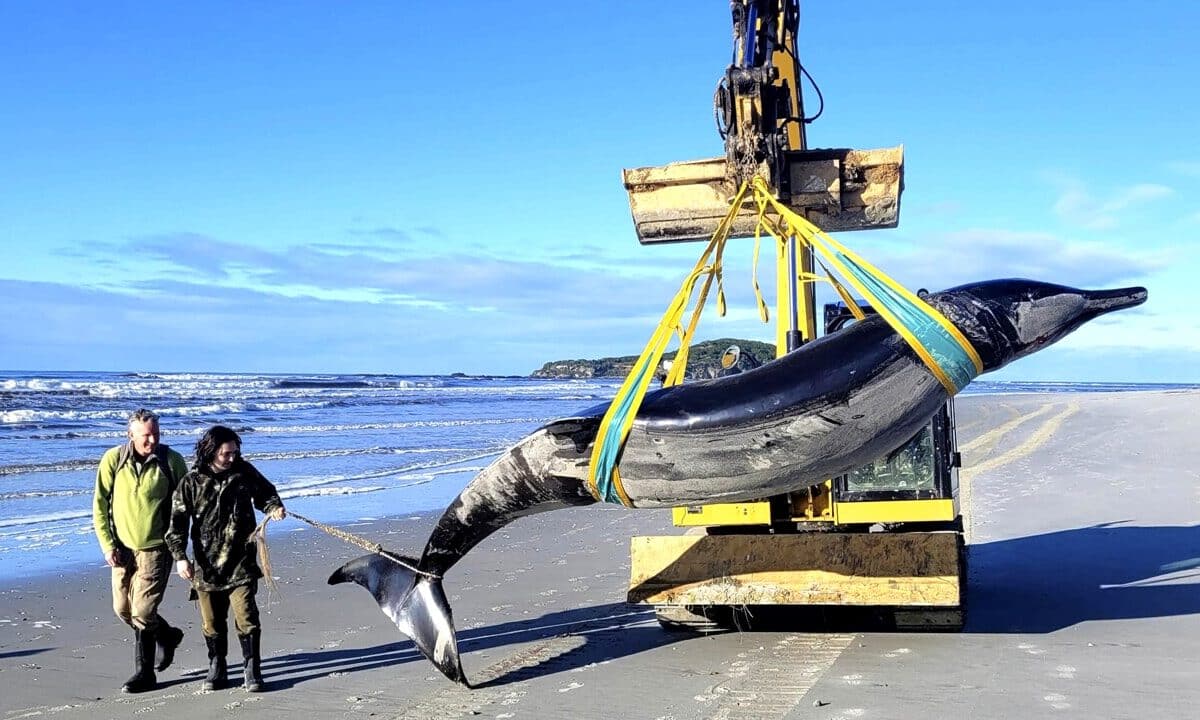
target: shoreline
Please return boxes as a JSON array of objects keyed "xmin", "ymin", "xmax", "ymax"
[
  {"xmin": 0, "ymin": 510, "xmax": 447, "ymax": 592},
  {"xmin": 3, "ymin": 389, "xmax": 1198, "ymax": 719}
]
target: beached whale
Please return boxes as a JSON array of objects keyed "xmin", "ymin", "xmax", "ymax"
[{"xmin": 329, "ymin": 278, "xmax": 1147, "ymax": 685}]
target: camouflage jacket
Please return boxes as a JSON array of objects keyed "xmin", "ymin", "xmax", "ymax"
[{"xmin": 165, "ymin": 459, "xmax": 283, "ymax": 592}]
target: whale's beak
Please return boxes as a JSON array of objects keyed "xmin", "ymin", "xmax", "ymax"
[{"xmin": 1084, "ymin": 286, "xmax": 1148, "ymax": 315}]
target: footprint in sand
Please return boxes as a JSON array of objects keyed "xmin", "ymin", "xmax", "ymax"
[{"xmin": 1043, "ymin": 692, "xmax": 1071, "ymax": 710}]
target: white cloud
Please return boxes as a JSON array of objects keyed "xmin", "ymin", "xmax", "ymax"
[
  {"xmin": 1166, "ymin": 160, "xmax": 1200, "ymax": 178},
  {"xmin": 1050, "ymin": 179, "xmax": 1174, "ymax": 230},
  {"xmin": 838, "ymin": 227, "xmax": 1167, "ymax": 293}
]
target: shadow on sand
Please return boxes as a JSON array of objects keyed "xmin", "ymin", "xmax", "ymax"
[
  {"xmin": 0, "ymin": 647, "xmax": 53, "ymax": 660},
  {"xmin": 965, "ymin": 521, "xmax": 1200, "ymax": 633},
  {"xmin": 245, "ymin": 522, "xmax": 1200, "ymax": 687},
  {"xmin": 256, "ymin": 602, "xmax": 680, "ymax": 689}
]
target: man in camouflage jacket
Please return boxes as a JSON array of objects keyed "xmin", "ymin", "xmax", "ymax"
[{"xmin": 165, "ymin": 425, "xmax": 285, "ymax": 692}]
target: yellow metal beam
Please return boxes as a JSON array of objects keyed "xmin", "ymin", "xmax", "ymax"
[
  {"xmin": 629, "ymin": 532, "xmax": 963, "ymax": 607},
  {"xmin": 833, "ymin": 498, "xmax": 958, "ymax": 525},
  {"xmin": 672, "ymin": 502, "xmax": 774, "ymax": 527}
]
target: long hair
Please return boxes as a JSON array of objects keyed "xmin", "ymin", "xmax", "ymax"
[{"xmin": 194, "ymin": 425, "xmax": 242, "ymax": 472}]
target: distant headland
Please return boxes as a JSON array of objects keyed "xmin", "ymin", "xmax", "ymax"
[{"xmin": 531, "ymin": 338, "xmax": 777, "ymax": 380}]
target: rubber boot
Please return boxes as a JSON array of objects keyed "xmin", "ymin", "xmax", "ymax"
[
  {"xmin": 201, "ymin": 634, "xmax": 228, "ymax": 691},
  {"xmin": 155, "ymin": 621, "xmax": 184, "ymax": 672},
  {"xmin": 121, "ymin": 627, "xmax": 158, "ymax": 693},
  {"xmin": 239, "ymin": 630, "xmax": 263, "ymax": 692}
]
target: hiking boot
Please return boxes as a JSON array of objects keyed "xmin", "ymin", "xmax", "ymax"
[
  {"xmin": 239, "ymin": 631, "xmax": 263, "ymax": 692},
  {"xmin": 121, "ymin": 627, "xmax": 158, "ymax": 694},
  {"xmin": 155, "ymin": 622, "xmax": 184, "ymax": 672},
  {"xmin": 202, "ymin": 634, "xmax": 228, "ymax": 691}
]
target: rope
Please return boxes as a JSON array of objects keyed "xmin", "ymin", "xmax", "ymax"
[
  {"xmin": 271, "ymin": 511, "xmax": 441, "ymax": 580},
  {"xmin": 253, "ymin": 518, "xmax": 282, "ymax": 596}
]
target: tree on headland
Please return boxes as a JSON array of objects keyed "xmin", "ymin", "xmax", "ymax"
[{"xmin": 531, "ymin": 338, "xmax": 777, "ymax": 380}]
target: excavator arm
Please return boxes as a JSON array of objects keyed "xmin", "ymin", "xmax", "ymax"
[{"xmin": 623, "ymin": 0, "xmax": 903, "ymax": 246}]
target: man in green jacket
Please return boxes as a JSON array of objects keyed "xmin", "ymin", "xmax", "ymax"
[{"xmin": 93, "ymin": 408, "xmax": 190, "ymax": 694}]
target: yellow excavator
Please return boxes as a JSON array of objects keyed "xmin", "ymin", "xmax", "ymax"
[{"xmin": 623, "ymin": 0, "xmax": 965, "ymax": 630}]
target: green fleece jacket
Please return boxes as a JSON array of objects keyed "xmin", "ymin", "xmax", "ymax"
[{"xmin": 93, "ymin": 443, "xmax": 189, "ymax": 553}]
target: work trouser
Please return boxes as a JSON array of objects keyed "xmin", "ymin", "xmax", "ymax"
[
  {"xmin": 111, "ymin": 546, "xmax": 172, "ymax": 631},
  {"xmin": 197, "ymin": 582, "xmax": 260, "ymax": 638}
]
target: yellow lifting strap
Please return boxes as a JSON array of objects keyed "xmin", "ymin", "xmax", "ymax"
[
  {"xmin": 586, "ymin": 182, "xmax": 749, "ymax": 505},
  {"xmin": 747, "ymin": 176, "xmax": 983, "ymax": 394},
  {"xmin": 587, "ymin": 178, "xmax": 982, "ymax": 506}
]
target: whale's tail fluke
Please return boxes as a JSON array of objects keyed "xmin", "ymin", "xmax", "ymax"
[{"xmin": 328, "ymin": 553, "xmax": 468, "ymax": 686}]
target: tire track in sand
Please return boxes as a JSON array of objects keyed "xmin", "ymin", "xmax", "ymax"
[
  {"xmin": 958, "ymin": 402, "xmax": 1058, "ymax": 456},
  {"xmin": 695, "ymin": 633, "xmax": 855, "ymax": 720},
  {"xmin": 392, "ymin": 611, "xmax": 655, "ymax": 719},
  {"xmin": 391, "ymin": 634, "xmax": 588, "ymax": 719},
  {"xmin": 959, "ymin": 401, "xmax": 1079, "ymax": 541}
]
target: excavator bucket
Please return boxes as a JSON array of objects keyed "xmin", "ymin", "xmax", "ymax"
[{"xmin": 623, "ymin": 146, "xmax": 904, "ymax": 244}]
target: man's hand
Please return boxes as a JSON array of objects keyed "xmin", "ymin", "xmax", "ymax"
[
  {"xmin": 176, "ymin": 559, "xmax": 194, "ymax": 581},
  {"xmin": 105, "ymin": 548, "xmax": 123, "ymax": 567},
  {"xmin": 269, "ymin": 506, "xmax": 286, "ymax": 522}
]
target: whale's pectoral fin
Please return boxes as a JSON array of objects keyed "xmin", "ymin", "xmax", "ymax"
[{"xmin": 328, "ymin": 553, "xmax": 469, "ymax": 687}]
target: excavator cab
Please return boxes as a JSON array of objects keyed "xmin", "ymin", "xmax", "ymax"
[{"xmin": 824, "ymin": 302, "xmax": 961, "ymax": 526}]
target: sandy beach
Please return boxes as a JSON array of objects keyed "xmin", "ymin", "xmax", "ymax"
[{"xmin": 3, "ymin": 390, "xmax": 1198, "ymax": 720}]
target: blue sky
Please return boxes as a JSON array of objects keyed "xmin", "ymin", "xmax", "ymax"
[{"xmin": 2, "ymin": 1, "xmax": 1196, "ymax": 381}]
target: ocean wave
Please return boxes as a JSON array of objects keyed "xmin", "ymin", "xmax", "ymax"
[
  {"xmin": 0, "ymin": 488, "xmax": 91, "ymax": 501},
  {"xmin": 275, "ymin": 379, "xmax": 373, "ymax": 389},
  {"xmin": 0, "ymin": 388, "xmax": 91, "ymax": 398},
  {"xmin": 0, "ymin": 509, "xmax": 91, "ymax": 529},
  {"xmin": 249, "ymin": 446, "xmax": 472, "ymax": 462},
  {"xmin": 9, "ymin": 415, "xmax": 546, "ymax": 441},
  {"xmin": 390, "ymin": 465, "xmax": 487, "ymax": 484},
  {"xmin": 1, "ymin": 400, "xmax": 337, "ymax": 426},
  {"xmin": 1, "ymin": 378, "xmax": 92, "ymax": 394},
  {"xmin": 271, "ymin": 449, "xmax": 502, "ymax": 495},
  {"xmin": 0, "ymin": 442, "xmax": 503, "ymax": 479},
  {"xmin": 962, "ymin": 380, "xmax": 1194, "ymax": 396},
  {"xmin": 279, "ymin": 485, "xmax": 387, "ymax": 499},
  {"xmin": 248, "ymin": 417, "xmax": 544, "ymax": 434},
  {"xmin": 0, "ymin": 459, "xmax": 99, "ymax": 476}
]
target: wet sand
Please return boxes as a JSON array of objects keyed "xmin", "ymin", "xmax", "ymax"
[{"xmin": 2, "ymin": 390, "xmax": 1197, "ymax": 720}]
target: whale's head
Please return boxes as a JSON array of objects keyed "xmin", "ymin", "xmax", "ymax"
[{"xmin": 928, "ymin": 279, "xmax": 1148, "ymax": 372}]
